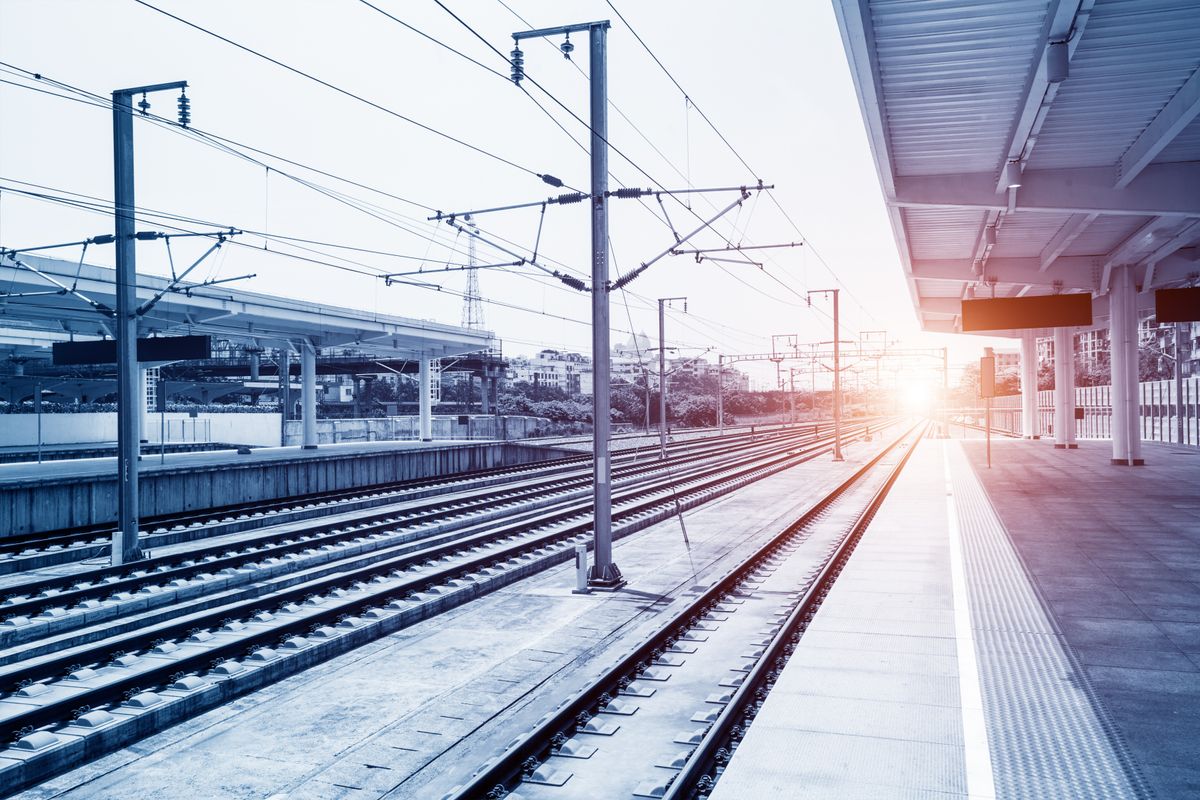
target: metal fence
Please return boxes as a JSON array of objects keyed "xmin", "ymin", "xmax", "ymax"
[{"xmin": 986, "ymin": 377, "xmax": 1200, "ymax": 445}]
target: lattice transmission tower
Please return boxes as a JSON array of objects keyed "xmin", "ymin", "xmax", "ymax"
[{"xmin": 461, "ymin": 219, "xmax": 485, "ymax": 330}]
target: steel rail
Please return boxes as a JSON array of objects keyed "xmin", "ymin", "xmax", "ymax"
[
  {"xmin": 0, "ymin": 420, "xmax": 841, "ymax": 558},
  {"xmin": 0, "ymin": 423, "xmax": 875, "ymax": 615},
  {"xmin": 663, "ymin": 421, "xmax": 927, "ymax": 799},
  {"xmin": 447, "ymin": 421, "xmax": 924, "ymax": 799},
  {"xmin": 0, "ymin": 421, "xmax": 894, "ymax": 745}
]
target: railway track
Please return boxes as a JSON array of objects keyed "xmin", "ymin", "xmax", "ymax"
[
  {"xmin": 0, "ymin": 418, "xmax": 897, "ymax": 796},
  {"xmin": 0, "ymin": 423, "xmax": 871, "ymax": 645},
  {"xmin": 0, "ymin": 421, "xmax": 856, "ymax": 574},
  {"xmin": 445, "ymin": 420, "xmax": 925, "ymax": 800}
]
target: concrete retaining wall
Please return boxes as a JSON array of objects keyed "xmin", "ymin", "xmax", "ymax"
[
  {"xmin": 0, "ymin": 414, "xmax": 117, "ymax": 447},
  {"xmin": 0, "ymin": 442, "xmax": 571, "ymax": 538},
  {"xmin": 0, "ymin": 413, "xmax": 280, "ymax": 448},
  {"xmin": 282, "ymin": 415, "xmax": 550, "ymax": 445}
]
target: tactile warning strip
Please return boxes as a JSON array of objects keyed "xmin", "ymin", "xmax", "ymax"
[{"xmin": 947, "ymin": 442, "xmax": 1153, "ymax": 800}]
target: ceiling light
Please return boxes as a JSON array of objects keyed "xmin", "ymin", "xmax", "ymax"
[
  {"xmin": 1047, "ymin": 41, "xmax": 1069, "ymax": 83},
  {"xmin": 1004, "ymin": 161, "xmax": 1023, "ymax": 189}
]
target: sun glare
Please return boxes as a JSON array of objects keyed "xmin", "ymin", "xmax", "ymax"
[{"xmin": 899, "ymin": 382, "xmax": 935, "ymax": 412}]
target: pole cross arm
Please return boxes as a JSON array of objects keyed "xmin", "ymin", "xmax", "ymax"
[
  {"xmin": 441, "ymin": 217, "xmax": 587, "ymax": 291},
  {"xmin": 427, "ymin": 192, "xmax": 588, "ymax": 221},
  {"xmin": 383, "ymin": 261, "xmax": 524, "ymax": 280},
  {"xmin": 512, "ymin": 20, "xmax": 609, "ymax": 40},
  {"xmin": 670, "ymin": 240, "xmax": 800, "ymax": 256},
  {"xmin": 113, "ymin": 80, "xmax": 187, "ymax": 97},
  {"xmin": 611, "ymin": 191, "xmax": 750, "ymax": 291},
  {"xmin": 137, "ymin": 230, "xmax": 241, "ymax": 317},
  {"xmin": 0, "ymin": 252, "xmax": 113, "ymax": 316}
]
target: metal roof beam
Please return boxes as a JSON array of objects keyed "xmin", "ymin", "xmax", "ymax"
[
  {"xmin": 1144, "ymin": 247, "xmax": 1200, "ymax": 290},
  {"xmin": 913, "ymin": 256, "xmax": 1097, "ymax": 290},
  {"xmin": 893, "ymin": 163, "xmax": 1200, "ymax": 217},
  {"xmin": 916, "ymin": 248, "xmax": 1199, "ymax": 293},
  {"xmin": 996, "ymin": 0, "xmax": 1093, "ymax": 192},
  {"xmin": 918, "ymin": 297, "xmax": 962, "ymax": 315},
  {"xmin": 1100, "ymin": 217, "xmax": 1178, "ymax": 293},
  {"xmin": 1116, "ymin": 67, "xmax": 1200, "ymax": 188},
  {"xmin": 1039, "ymin": 213, "xmax": 1097, "ymax": 272},
  {"xmin": 922, "ymin": 319, "xmax": 959, "ymax": 334},
  {"xmin": 1143, "ymin": 220, "xmax": 1200, "ymax": 269}
]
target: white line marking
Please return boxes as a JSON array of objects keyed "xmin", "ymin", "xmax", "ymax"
[{"xmin": 944, "ymin": 440, "xmax": 997, "ymax": 799}]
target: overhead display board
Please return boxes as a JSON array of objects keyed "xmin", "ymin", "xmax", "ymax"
[
  {"xmin": 53, "ymin": 335, "xmax": 212, "ymax": 366},
  {"xmin": 961, "ymin": 294, "xmax": 1092, "ymax": 332},
  {"xmin": 1155, "ymin": 288, "xmax": 1200, "ymax": 323}
]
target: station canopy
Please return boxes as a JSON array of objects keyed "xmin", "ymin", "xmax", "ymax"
[
  {"xmin": 833, "ymin": 0, "xmax": 1200, "ymax": 336},
  {"xmin": 0, "ymin": 254, "xmax": 495, "ymax": 360}
]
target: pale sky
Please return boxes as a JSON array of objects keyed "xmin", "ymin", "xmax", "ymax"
[{"xmin": 0, "ymin": 0, "xmax": 1007, "ymax": 389}]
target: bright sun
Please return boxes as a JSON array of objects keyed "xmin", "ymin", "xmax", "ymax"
[{"xmin": 899, "ymin": 382, "xmax": 934, "ymax": 412}]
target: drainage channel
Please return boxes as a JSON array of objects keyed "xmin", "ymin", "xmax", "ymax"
[
  {"xmin": 0, "ymin": 423, "xmax": 896, "ymax": 796},
  {"xmin": 444, "ymin": 421, "xmax": 926, "ymax": 800}
]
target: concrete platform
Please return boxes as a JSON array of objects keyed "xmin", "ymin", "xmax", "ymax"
[
  {"xmin": 713, "ymin": 437, "xmax": 1200, "ymax": 799},
  {"xmin": 0, "ymin": 441, "xmax": 237, "ymax": 464},
  {"xmin": 0, "ymin": 440, "xmax": 572, "ymax": 537},
  {"xmin": 965, "ymin": 438, "xmax": 1200, "ymax": 799}
]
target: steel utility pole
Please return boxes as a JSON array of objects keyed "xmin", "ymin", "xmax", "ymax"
[
  {"xmin": 113, "ymin": 79, "xmax": 189, "ymax": 566},
  {"xmin": 512, "ymin": 20, "xmax": 621, "ymax": 589},
  {"xmin": 808, "ymin": 290, "xmax": 843, "ymax": 461},
  {"xmin": 788, "ymin": 367, "xmax": 798, "ymax": 423},
  {"xmin": 717, "ymin": 353, "xmax": 724, "ymax": 435},
  {"xmin": 657, "ymin": 296, "xmax": 686, "ymax": 458}
]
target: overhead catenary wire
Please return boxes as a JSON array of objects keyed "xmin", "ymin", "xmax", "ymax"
[
  {"xmin": 0, "ymin": 174, "xmax": 766, "ymax": 352},
  {"xmin": 0, "ymin": 62, "xmax": 596, "ymax": 282},
  {"xmin": 0, "ymin": 17, "xmax": 820, "ymax": 350},
  {"xmin": 431, "ymin": 1, "xmax": 810, "ymax": 307},
  {"xmin": 1, "ymin": 182, "xmax": 726, "ymax": 353},
  {"xmin": 601, "ymin": 0, "xmax": 874, "ymax": 328},
  {"xmin": 129, "ymin": 0, "xmax": 576, "ymax": 190},
  {"xmin": 472, "ymin": 2, "xmax": 851, "ymax": 334},
  {"xmin": 327, "ymin": 4, "xmax": 819, "ymax": 330}
]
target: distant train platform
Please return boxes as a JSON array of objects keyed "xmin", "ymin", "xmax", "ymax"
[
  {"xmin": 712, "ymin": 436, "xmax": 1197, "ymax": 799},
  {"xmin": 0, "ymin": 440, "xmax": 238, "ymax": 465},
  {"xmin": 0, "ymin": 439, "xmax": 574, "ymax": 540}
]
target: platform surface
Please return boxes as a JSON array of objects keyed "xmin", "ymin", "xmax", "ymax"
[
  {"xmin": 0, "ymin": 438, "xmax": 522, "ymax": 485},
  {"xmin": 965, "ymin": 438, "xmax": 1200, "ymax": 799},
  {"xmin": 713, "ymin": 437, "xmax": 1167, "ymax": 799}
]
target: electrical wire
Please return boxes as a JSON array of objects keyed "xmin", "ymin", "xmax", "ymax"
[
  {"xmin": 129, "ymin": 0, "xmax": 573, "ymax": 188},
  {"xmin": 0, "ymin": 67, "xmax": 599, "ymax": 281},
  {"xmin": 602, "ymin": 0, "xmax": 875, "ymax": 327},
  {"xmin": 1, "ymin": 182, "xmax": 722, "ymax": 351},
  {"xmin": 0, "ymin": 26, "xmax": 828, "ymax": 349},
  {"xmin": 475, "ymin": 2, "xmax": 849, "ymax": 334}
]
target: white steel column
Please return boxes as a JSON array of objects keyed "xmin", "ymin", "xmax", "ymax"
[
  {"xmin": 1065, "ymin": 330, "xmax": 1078, "ymax": 447},
  {"xmin": 419, "ymin": 357, "xmax": 433, "ymax": 442},
  {"xmin": 1020, "ymin": 332, "xmax": 1038, "ymax": 439},
  {"xmin": 1109, "ymin": 266, "xmax": 1143, "ymax": 465},
  {"xmin": 1123, "ymin": 268, "xmax": 1144, "ymax": 464},
  {"xmin": 301, "ymin": 341, "xmax": 317, "ymax": 450},
  {"xmin": 1052, "ymin": 327, "xmax": 1075, "ymax": 449}
]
